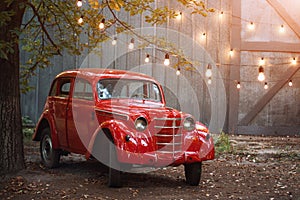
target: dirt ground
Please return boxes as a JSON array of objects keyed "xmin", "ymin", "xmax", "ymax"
[{"xmin": 0, "ymin": 135, "xmax": 299, "ymax": 200}]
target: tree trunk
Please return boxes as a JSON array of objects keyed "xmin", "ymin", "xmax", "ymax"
[{"xmin": 0, "ymin": 1, "xmax": 26, "ymax": 174}]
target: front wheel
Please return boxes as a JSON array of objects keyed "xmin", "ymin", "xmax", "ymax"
[
  {"xmin": 184, "ymin": 162, "xmax": 202, "ymax": 186},
  {"xmin": 40, "ymin": 128, "xmax": 60, "ymax": 168}
]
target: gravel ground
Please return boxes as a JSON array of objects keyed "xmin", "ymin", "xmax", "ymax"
[{"xmin": 0, "ymin": 135, "xmax": 299, "ymax": 200}]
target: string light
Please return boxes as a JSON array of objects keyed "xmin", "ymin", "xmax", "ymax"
[
  {"xmin": 258, "ymin": 66, "xmax": 265, "ymax": 82},
  {"xmin": 279, "ymin": 24, "xmax": 285, "ymax": 33},
  {"xmin": 288, "ymin": 80, "xmax": 293, "ymax": 87},
  {"xmin": 77, "ymin": 0, "xmax": 83, "ymax": 7},
  {"xmin": 264, "ymin": 82, "xmax": 269, "ymax": 90},
  {"xmin": 237, "ymin": 81, "xmax": 241, "ymax": 89},
  {"xmin": 219, "ymin": 11, "xmax": 224, "ymax": 18},
  {"xmin": 176, "ymin": 12, "xmax": 182, "ymax": 20},
  {"xmin": 78, "ymin": 15, "xmax": 83, "ymax": 24},
  {"xmin": 205, "ymin": 64, "xmax": 212, "ymax": 78},
  {"xmin": 259, "ymin": 57, "xmax": 265, "ymax": 65},
  {"xmin": 229, "ymin": 48, "xmax": 234, "ymax": 57},
  {"xmin": 111, "ymin": 37, "xmax": 117, "ymax": 45},
  {"xmin": 176, "ymin": 67, "xmax": 181, "ymax": 76},
  {"xmin": 292, "ymin": 57, "xmax": 297, "ymax": 65},
  {"xmin": 248, "ymin": 21, "xmax": 255, "ymax": 30},
  {"xmin": 145, "ymin": 54, "xmax": 150, "ymax": 63},
  {"xmin": 164, "ymin": 53, "xmax": 170, "ymax": 66},
  {"xmin": 99, "ymin": 18, "xmax": 105, "ymax": 29},
  {"xmin": 128, "ymin": 38, "xmax": 134, "ymax": 50},
  {"xmin": 207, "ymin": 77, "xmax": 212, "ymax": 85},
  {"xmin": 201, "ymin": 32, "xmax": 206, "ymax": 40}
]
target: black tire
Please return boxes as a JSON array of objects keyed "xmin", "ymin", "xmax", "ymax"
[
  {"xmin": 40, "ymin": 128, "xmax": 60, "ymax": 168},
  {"xmin": 184, "ymin": 162, "xmax": 202, "ymax": 186},
  {"xmin": 108, "ymin": 142, "xmax": 122, "ymax": 188}
]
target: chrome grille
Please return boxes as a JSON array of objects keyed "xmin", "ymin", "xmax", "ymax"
[{"xmin": 154, "ymin": 118, "xmax": 182, "ymax": 157}]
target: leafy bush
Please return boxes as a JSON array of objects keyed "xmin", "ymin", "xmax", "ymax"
[
  {"xmin": 214, "ymin": 132, "xmax": 233, "ymax": 154},
  {"xmin": 22, "ymin": 116, "xmax": 34, "ymax": 139}
]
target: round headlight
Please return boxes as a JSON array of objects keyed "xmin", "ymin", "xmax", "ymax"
[
  {"xmin": 135, "ymin": 117, "xmax": 148, "ymax": 131},
  {"xmin": 183, "ymin": 117, "xmax": 195, "ymax": 131}
]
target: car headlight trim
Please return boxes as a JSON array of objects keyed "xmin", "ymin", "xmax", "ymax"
[
  {"xmin": 183, "ymin": 117, "xmax": 195, "ymax": 131},
  {"xmin": 135, "ymin": 117, "xmax": 148, "ymax": 131}
]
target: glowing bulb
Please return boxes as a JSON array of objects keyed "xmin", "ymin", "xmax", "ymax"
[
  {"xmin": 164, "ymin": 53, "xmax": 170, "ymax": 66},
  {"xmin": 77, "ymin": 0, "xmax": 83, "ymax": 7},
  {"xmin": 176, "ymin": 12, "xmax": 182, "ymax": 20},
  {"xmin": 176, "ymin": 67, "xmax": 181, "ymax": 76},
  {"xmin": 229, "ymin": 49, "xmax": 234, "ymax": 57},
  {"xmin": 78, "ymin": 16, "xmax": 83, "ymax": 24},
  {"xmin": 288, "ymin": 80, "xmax": 293, "ymax": 87},
  {"xmin": 248, "ymin": 21, "xmax": 255, "ymax": 30},
  {"xmin": 258, "ymin": 66, "xmax": 265, "ymax": 82},
  {"xmin": 264, "ymin": 82, "xmax": 268, "ymax": 90},
  {"xmin": 259, "ymin": 57, "xmax": 265, "ymax": 65},
  {"xmin": 219, "ymin": 11, "xmax": 224, "ymax": 18},
  {"xmin": 208, "ymin": 77, "xmax": 212, "ymax": 85},
  {"xmin": 201, "ymin": 32, "xmax": 206, "ymax": 40},
  {"xmin": 128, "ymin": 38, "xmax": 134, "ymax": 50},
  {"xmin": 111, "ymin": 37, "xmax": 117, "ymax": 45},
  {"xmin": 99, "ymin": 18, "xmax": 105, "ymax": 29},
  {"xmin": 145, "ymin": 54, "xmax": 150, "ymax": 63},
  {"xmin": 280, "ymin": 24, "xmax": 285, "ymax": 33},
  {"xmin": 292, "ymin": 57, "xmax": 297, "ymax": 65},
  {"xmin": 205, "ymin": 64, "xmax": 212, "ymax": 78},
  {"xmin": 237, "ymin": 82, "xmax": 241, "ymax": 89}
]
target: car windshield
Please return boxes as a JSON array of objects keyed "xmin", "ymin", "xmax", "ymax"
[{"xmin": 97, "ymin": 79, "xmax": 162, "ymax": 102}]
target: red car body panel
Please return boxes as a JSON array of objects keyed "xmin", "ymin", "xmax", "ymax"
[{"xmin": 33, "ymin": 68, "xmax": 214, "ymax": 167}]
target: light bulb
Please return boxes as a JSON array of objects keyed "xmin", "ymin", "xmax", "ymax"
[
  {"xmin": 237, "ymin": 82, "xmax": 241, "ymax": 89},
  {"xmin": 201, "ymin": 32, "xmax": 206, "ymax": 40},
  {"xmin": 128, "ymin": 38, "xmax": 134, "ymax": 50},
  {"xmin": 111, "ymin": 37, "xmax": 117, "ymax": 45},
  {"xmin": 205, "ymin": 64, "xmax": 212, "ymax": 78},
  {"xmin": 145, "ymin": 54, "xmax": 150, "ymax": 63},
  {"xmin": 78, "ymin": 16, "xmax": 83, "ymax": 24},
  {"xmin": 259, "ymin": 57, "xmax": 265, "ymax": 65},
  {"xmin": 292, "ymin": 57, "xmax": 297, "ymax": 65},
  {"xmin": 208, "ymin": 77, "xmax": 212, "ymax": 85},
  {"xmin": 99, "ymin": 18, "xmax": 105, "ymax": 29},
  {"xmin": 264, "ymin": 82, "xmax": 268, "ymax": 90},
  {"xmin": 258, "ymin": 66, "xmax": 265, "ymax": 82},
  {"xmin": 164, "ymin": 53, "xmax": 170, "ymax": 66},
  {"xmin": 77, "ymin": 0, "xmax": 83, "ymax": 7},
  {"xmin": 229, "ymin": 49, "xmax": 234, "ymax": 57},
  {"xmin": 176, "ymin": 68, "xmax": 181, "ymax": 76},
  {"xmin": 219, "ymin": 11, "xmax": 224, "ymax": 18},
  {"xmin": 248, "ymin": 21, "xmax": 255, "ymax": 30},
  {"xmin": 288, "ymin": 80, "xmax": 293, "ymax": 87},
  {"xmin": 280, "ymin": 24, "xmax": 285, "ymax": 33},
  {"xmin": 176, "ymin": 12, "xmax": 182, "ymax": 20}
]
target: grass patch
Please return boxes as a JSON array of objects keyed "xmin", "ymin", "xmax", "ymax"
[{"xmin": 214, "ymin": 132, "xmax": 233, "ymax": 155}]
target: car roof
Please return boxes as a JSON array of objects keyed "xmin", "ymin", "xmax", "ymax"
[{"xmin": 55, "ymin": 68, "xmax": 158, "ymax": 83}]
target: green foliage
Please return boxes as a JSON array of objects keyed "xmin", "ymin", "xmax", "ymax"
[
  {"xmin": 214, "ymin": 132, "xmax": 233, "ymax": 154},
  {"xmin": 22, "ymin": 116, "xmax": 34, "ymax": 140},
  {"xmin": 13, "ymin": 0, "xmax": 214, "ymax": 92}
]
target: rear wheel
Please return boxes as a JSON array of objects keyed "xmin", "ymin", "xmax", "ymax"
[
  {"xmin": 40, "ymin": 128, "xmax": 60, "ymax": 168},
  {"xmin": 184, "ymin": 162, "xmax": 202, "ymax": 186}
]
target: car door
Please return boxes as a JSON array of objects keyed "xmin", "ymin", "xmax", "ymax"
[
  {"xmin": 66, "ymin": 78, "xmax": 98, "ymax": 153},
  {"xmin": 49, "ymin": 77, "xmax": 73, "ymax": 148}
]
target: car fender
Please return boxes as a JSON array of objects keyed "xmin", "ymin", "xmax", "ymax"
[{"xmin": 32, "ymin": 109, "xmax": 60, "ymax": 149}]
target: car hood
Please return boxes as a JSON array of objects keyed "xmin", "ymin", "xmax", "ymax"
[{"xmin": 95, "ymin": 99, "xmax": 190, "ymax": 121}]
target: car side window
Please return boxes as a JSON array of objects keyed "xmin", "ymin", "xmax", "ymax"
[
  {"xmin": 49, "ymin": 78, "xmax": 72, "ymax": 98},
  {"xmin": 73, "ymin": 79, "xmax": 93, "ymax": 101}
]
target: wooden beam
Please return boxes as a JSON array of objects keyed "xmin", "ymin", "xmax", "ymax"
[
  {"xmin": 239, "ymin": 65, "xmax": 300, "ymax": 126},
  {"xmin": 266, "ymin": 0, "xmax": 300, "ymax": 39},
  {"xmin": 228, "ymin": 0, "xmax": 241, "ymax": 134},
  {"xmin": 237, "ymin": 126, "xmax": 300, "ymax": 136},
  {"xmin": 241, "ymin": 41, "xmax": 300, "ymax": 53}
]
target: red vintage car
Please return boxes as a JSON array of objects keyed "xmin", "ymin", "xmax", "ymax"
[{"xmin": 33, "ymin": 68, "xmax": 214, "ymax": 187}]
